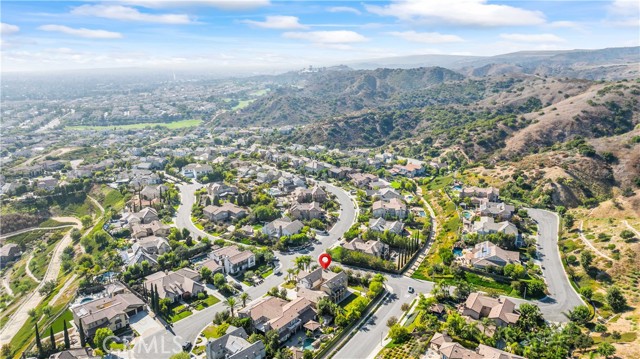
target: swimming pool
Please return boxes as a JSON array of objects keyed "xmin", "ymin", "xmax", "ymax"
[
  {"xmin": 462, "ymin": 211, "xmax": 472, "ymax": 219},
  {"xmin": 453, "ymin": 248, "xmax": 463, "ymax": 257},
  {"xmin": 453, "ymin": 185, "xmax": 462, "ymax": 191},
  {"xmin": 80, "ymin": 297, "xmax": 95, "ymax": 303},
  {"xmin": 303, "ymin": 338, "xmax": 315, "ymax": 351}
]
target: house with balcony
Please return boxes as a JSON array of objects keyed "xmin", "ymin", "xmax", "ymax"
[
  {"xmin": 289, "ymin": 201, "xmax": 324, "ymax": 220},
  {"xmin": 71, "ymin": 291, "xmax": 145, "ymax": 339},
  {"xmin": 143, "ymin": 269, "xmax": 205, "ymax": 303},
  {"xmin": 211, "ymin": 245, "xmax": 256, "ymax": 275},
  {"xmin": 296, "ymin": 268, "xmax": 348, "ymax": 304},
  {"xmin": 372, "ymin": 198, "xmax": 407, "ymax": 219},
  {"xmin": 239, "ymin": 296, "xmax": 316, "ymax": 341}
]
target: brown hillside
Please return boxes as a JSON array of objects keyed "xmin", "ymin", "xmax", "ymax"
[{"xmin": 503, "ymin": 81, "xmax": 640, "ymax": 155}]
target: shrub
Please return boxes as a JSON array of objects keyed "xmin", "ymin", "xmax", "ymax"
[{"xmin": 606, "ymin": 286, "xmax": 627, "ymax": 312}]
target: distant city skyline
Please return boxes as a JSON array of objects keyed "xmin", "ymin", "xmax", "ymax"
[{"xmin": 1, "ymin": 0, "xmax": 638, "ymax": 72}]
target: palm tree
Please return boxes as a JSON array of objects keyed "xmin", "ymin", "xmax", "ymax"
[
  {"xmin": 294, "ymin": 255, "xmax": 312, "ymax": 272},
  {"xmin": 240, "ymin": 292, "xmax": 251, "ymax": 307},
  {"xmin": 372, "ymin": 273, "xmax": 386, "ymax": 283},
  {"xmin": 286, "ymin": 268, "xmax": 296, "ymax": 283},
  {"xmin": 480, "ymin": 317, "xmax": 492, "ymax": 336},
  {"xmin": 225, "ymin": 297, "xmax": 238, "ymax": 317}
]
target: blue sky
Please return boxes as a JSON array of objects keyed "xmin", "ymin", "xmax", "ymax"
[{"xmin": 1, "ymin": 0, "xmax": 638, "ymax": 72}]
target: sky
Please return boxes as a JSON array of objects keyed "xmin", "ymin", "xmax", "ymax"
[{"xmin": 0, "ymin": 0, "xmax": 638, "ymax": 72}]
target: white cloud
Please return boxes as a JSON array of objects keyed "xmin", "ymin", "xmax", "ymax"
[
  {"xmin": 548, "ymin": 21, "xmax": 580, "ymax": 29},
  {"xmin": 608, "ymin": 0, "xmax": 640, "ymax": 27},
  {"xmin": 327, "ymin": 6, "xmax": 361, "ymax": 15},
  {"xmin": 366, "ymin": 0, "xmax": 545, "ymax": 27},
  {"xmin": 610, "ymin": 0, "xmax": 638, "ymax": 14},
  {"xmin": 71, "ymin": 5, "xmax": 192, "ymax": 24},
  {"xmin": 388, "ymin": 31, "xmax": 463, "ymax": 43},
  {"xmin": 123, "ymin": 0, "xmax": 270, "ymax": 10},
  {"xmin": 500, "ymin": 33, "xmax": 565, "ymax": 43},
  {"xmin": 283, "ymin": 31, "xmax": 367, "ymax": 46},
  {"xmin": 1, "ymin": 23, "xmax": 20, "ymax": 35},
  {"xmin": 38, "ymin": 25, "xmax": 123, "ymax": 39},
  {"xmin": 242, "ymin": 16, "xmax": 307, "ymax": 29}
]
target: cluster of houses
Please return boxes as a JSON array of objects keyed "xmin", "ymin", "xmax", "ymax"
[
  {"xmin": 288, "ymin": 186, "xmax": 327, "ymax": 221},
  {"xmin": 115, "ymin": 207, "xmax": 172, "ymax": 267},
  {"xmin": 238, "ymin": 268, "xmax": 348, "ymax": 345},
  {"xmin": 457, "ymin": 186, "xmax": 522, "ymax": 270},
  {"xmin": 427, "ymin": 292, "xmax": 523, "ymax": 359},
  {"xmin": 70, "ymin": 245, "xmax": 259, "ymax": 343}
]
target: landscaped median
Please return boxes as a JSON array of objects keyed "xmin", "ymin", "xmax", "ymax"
[{"xmin": 314, "ymin": 288, "xmax": 388, "ymax": 359}]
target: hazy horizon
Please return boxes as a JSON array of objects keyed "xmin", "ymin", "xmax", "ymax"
[{"xmin": 1, "ymin": 0, "xmax": 639, "ymax": 73}]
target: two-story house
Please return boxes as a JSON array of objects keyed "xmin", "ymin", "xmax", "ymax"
[
  {"xmin": 71, "ymin": 291, "xmax": 145, "ymax": 339},
  {"xmin": 211, "ymin": 245, "xmax": 256, "ymax": 275},
  {"xmin": 296, "ymin": 268, "xmax": 348, "ymax": 304}
]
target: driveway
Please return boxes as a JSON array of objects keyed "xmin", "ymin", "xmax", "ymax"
[{"xmin": 130, "ymin": 311, "xmax": 164, "ymax": 337}]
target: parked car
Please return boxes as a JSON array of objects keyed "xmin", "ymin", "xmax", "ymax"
[
  {"xmin": 407, "ymin": 286, "xmax": 415, "ymax": 294},
  {"xmin": 182, "ymin": 342, "xmax": 192, "ymax": 352}
]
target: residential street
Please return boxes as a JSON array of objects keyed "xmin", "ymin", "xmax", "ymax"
[
  {"xmin": 123, "ymin": 184, "xmax": 580, "ymax": 358},
  {"xmin": 127, "ymin": 180, "xmax": 357, "ymax": 358},
  {"xmin": 524, "ymin": 208, "xmax": 584, "ymax": 322}
]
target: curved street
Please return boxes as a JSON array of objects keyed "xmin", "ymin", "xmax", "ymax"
[
  {"xmin": 130, "ymin": 180, "xmax": 358, "ymax": 358},
  {"xmin": 128, "ymin": 182, "xmax": 581, "ymax": 359},
  {"xmin": 0, "ymin": 217, "xmax": 82, "ymax": 346},
  {"xmin": 523, "ymin": 208, "xmax": 584, "ymax": 322}
]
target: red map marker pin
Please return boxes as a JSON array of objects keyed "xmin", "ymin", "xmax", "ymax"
[{"xmin": 318, "ymin": 253, "xmax": 332, "ymax": 270}]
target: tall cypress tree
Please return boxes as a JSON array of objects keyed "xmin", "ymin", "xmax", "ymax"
[
  {"xmin": 149, "ymin": 285, "xmax": 155, "ymax": 311},
  {"xmin": 35, "ymin": 322, "xmax": 43, "ymax": 356},
  {"xmin": 49, "ymin": 327, "xmax": 56, "ymax": 351},
  {"xmin": 153, "ymin": 284, "xmax": 160, "ymax": 312},
  {"xmin": 63, "ymin": 321, "xmax": 70, "ymax": 349},
  {"xmin": 79, "ymin": 320, "xmax": 86, "ymax": 347}
]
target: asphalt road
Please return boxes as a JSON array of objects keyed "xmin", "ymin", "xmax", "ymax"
[
  {"xmin": 523, "ymin": 208, "xmax": 584, "ymax": 322},
  {"xmin": 333, "ymin": 276, "xmax": 433, "ymax": 359},
  {"xmin": 126, "ymin": 180, "xmax": 357, "ymax": 358},
  {"xmin": 123, "ymin": 183, "xmax": 579, "ymax": 358}
]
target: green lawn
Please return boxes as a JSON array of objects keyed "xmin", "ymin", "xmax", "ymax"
[
  {"xmin": 592, "ymin": 331, "xmax": 637, "ymax": 344},
  {"xmin": 168, "ymin": 307, "xmax": 193, "ymax": 323},
  {"xmin": 261, "ymin": 269, "xmax": 273, "ymax": 278},
  {"xmin": 340, "ymin": 293, "xmax": 360, "ymax": 311},
  {"xmin": 47, "ymin": 309, "xmax": 73, "ymax": 333},
  {"xmin": 202, "ymin": 323, "xmax": 229, "ymax": 339},
  {"xmin": 193, "ymin": 295, "xmax": 220, "ymax": 310},
  {"xmin": 66, "ymin": 119, "xmax": 202, "ymax": 131},
  {"xmin": 232, "ymin": 100, "xmax": 254, "ymax": 110}
]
